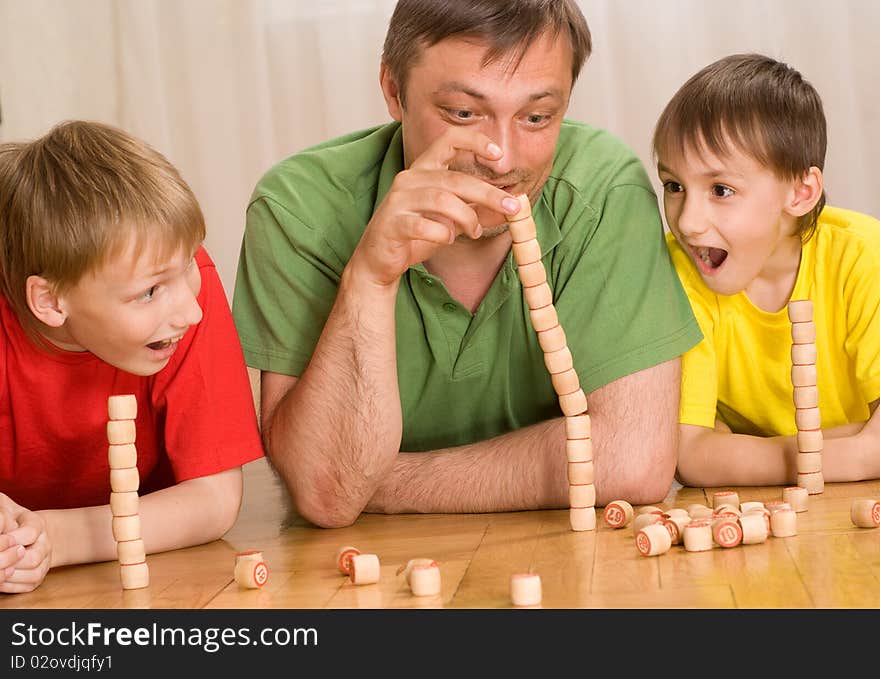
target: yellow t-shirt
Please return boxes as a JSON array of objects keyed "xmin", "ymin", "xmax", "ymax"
[{"xmin": 668, "ymin": 206, "xmax": 880, "ymax": 435}]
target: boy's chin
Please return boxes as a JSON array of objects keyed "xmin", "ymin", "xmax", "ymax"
[
  {"xmin": 699, "ymin": 273, "xmax": 743, "ymax": 297},
  {"xmin": 113, "ymin": 357, "xmax": 169, "ymax": 377}
]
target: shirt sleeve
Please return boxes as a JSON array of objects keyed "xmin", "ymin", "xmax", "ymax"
[
  {"xmin": 152, "ymin": 248, "xmax": 264, "ymax": 481},
  {"xmin": 232, "ymin": 196, "xmax": 345, "ymax": 377},
  {"xmin": 842, "ymin": 238, "xmax": 880, "ymax": 404},
  {"xmin": 553, "ymin": 182, "xmax": 703, "ymax": 393}
]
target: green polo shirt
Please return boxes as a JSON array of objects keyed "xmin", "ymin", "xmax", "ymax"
[{"xmin": 233, "ymin": 121, "xmax": 701, "ymax": 451}]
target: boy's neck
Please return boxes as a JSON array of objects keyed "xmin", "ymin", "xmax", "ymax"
[
  {"xmin": 744, "ymin": 235, "xmax": 803, "ymax": 313},
  {"xmin": 36, "ymin": 324, "xmax": 85, "ymax": 352}
]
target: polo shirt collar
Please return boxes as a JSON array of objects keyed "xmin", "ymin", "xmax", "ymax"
[{"xmin": 374, "ymin": 123, "xmax": 405, "ymax": 212}]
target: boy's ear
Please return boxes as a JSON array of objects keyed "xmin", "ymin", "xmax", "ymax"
[
  {"xmin": 379, "ymin": 62, "xmax": 403, "ymax": 122},
  {"xmin": 786, "ymin": 166, "xmax": 824, "ymax": 217},
  {"xmin": 25, "ymin": 275, "xmax": 67, "ymax": 328}
]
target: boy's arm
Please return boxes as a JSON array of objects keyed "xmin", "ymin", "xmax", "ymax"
[
  {"xmin": 0, "ymin": 467, "xmax": 243, "ymax": 593},
  {"xmin": 44, "ymin": 467, "xmax": 243, "ymax": 568},
  {"xmin": 677, "ymin": 407, "xmax": 880, "ymax": 487},
  {"xmin": 676, "ymin": 424, "xmax": 799, "ymax": 487},
  {"xmin": 842, "ymin": 398, "xmax": 880, "ymax": 480}
]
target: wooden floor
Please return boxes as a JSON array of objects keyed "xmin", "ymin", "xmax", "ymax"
[{"xmin": 3, "ymin": 457, "xmax": 880, "ymax": 609}]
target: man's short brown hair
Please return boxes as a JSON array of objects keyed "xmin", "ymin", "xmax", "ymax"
[
  {"xmin": 652, "ymin": 53, "xmax": 827, "ymax": 239},
  {"xmin": 382, "ymin": 0, "xmax": 592, "ymax": 105},
  {"xmin": 0, "ymin": 120, "xmax": 206, "ymax": 334}
]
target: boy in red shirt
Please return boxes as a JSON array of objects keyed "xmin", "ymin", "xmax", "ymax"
[{"xmin": 0, "ymin": 121, "xmax": 264, "ymax": 593}]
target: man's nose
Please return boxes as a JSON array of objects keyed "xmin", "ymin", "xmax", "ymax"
[{"xmin": 475, "ymin": 121, "xmax": 517, "ymax": 178}]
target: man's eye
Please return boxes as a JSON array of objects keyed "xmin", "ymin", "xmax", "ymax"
[
  {"xmin": 713, "ymin": 185, "xmax": 734, "ymax": 198},
  {"xmin": 526, "ymin": 114, "xmax": 548, "ymax": 125},
  {"xmin": 447, "ymin": 109, "xmax": 473, "ymax": 120}
]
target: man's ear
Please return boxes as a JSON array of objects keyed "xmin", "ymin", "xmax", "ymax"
[
  {"xmin": 25, "ymin": 275, "xmax": 67, "ymax": 328},
  {"xmin": 786, "ymin": 166, "xmax": 824, "ymax": 217},
  {"xmin": 379, "ymin": 62, "xmax": 403, "ymax": 122}
]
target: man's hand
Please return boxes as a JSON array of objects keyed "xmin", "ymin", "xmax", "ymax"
[{"xmin": 350, "ymin": 127, "xmax": 523, "ymax": 287}]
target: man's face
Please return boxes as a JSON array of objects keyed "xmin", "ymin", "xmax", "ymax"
[{"xmin": 392, "ymin": 31, "xmax": 573, "ymax": 228}]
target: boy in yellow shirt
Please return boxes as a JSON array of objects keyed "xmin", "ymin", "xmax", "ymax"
[{"xmin": 653, "ymin": 53, "xmax": 880, "ymax": 487}]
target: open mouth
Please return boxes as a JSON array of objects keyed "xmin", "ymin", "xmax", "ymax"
[
  {"xmin": 693, "ymin": 246, "xmax": 728, "ymax": 272},
  {"xmin": 146, "ymin": 335, "xmax": 182, "ymax": 351}
]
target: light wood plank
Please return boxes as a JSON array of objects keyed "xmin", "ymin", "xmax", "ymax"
[{"xmin": 5, "ymin": 457, "xmax": 880, "ymax": 609}]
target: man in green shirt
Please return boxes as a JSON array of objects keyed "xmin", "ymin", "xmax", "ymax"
[{"xmin": 233, "ymin": 0, "xmax": 701, "ymax": 527}]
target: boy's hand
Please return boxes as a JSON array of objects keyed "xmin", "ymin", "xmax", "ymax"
[
  {"xmin": 0, "ymin": 536, "xmax": 25, "ymax": 585},
  {"xmin": 0, "ymin": 511, "xmax": 26, "ymax": 587},
  {"xmin": 0, "ymin": 497, "xmax": 51, "ymax": 594}
]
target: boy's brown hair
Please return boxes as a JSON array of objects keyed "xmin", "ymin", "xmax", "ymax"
[
  {"xmin": 652, "ymin": 53, "xmax": 827, "ymax": 240},
  {"xmin": 0, "ymin": 120, "xmax": 206, "ymax": 336},
  {"xmin": 382, "ymin": 0, "xmax": 592, "ymax": 106}
]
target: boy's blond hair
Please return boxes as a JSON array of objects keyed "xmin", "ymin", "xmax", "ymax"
[
  {"xmin": 0, "ymin": 120, "xmax": 206, "ymax": 337},
  {"xmin": 652, "ymin": 53, "xmax": 827, "ymax": 240}
]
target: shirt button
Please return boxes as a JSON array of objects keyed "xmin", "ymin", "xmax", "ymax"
[
  {"xmin": 423, "ymin": 278, "xmax": 434, "ymax": 287},
  {"xmin": 443, "ymin": 302, "xmax": 457, "ymax": 312}
]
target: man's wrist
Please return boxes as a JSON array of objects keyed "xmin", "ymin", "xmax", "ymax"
[{"xmin": 341, "ymin": 256, "xmax": 402, "ymax": 299}]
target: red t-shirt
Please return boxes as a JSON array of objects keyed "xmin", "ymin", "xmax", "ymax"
[{"xmin": 0, "ymin": 247, "xmax": 264, "ymax": 510}]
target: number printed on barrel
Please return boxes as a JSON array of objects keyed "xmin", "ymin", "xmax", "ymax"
[
  {"xmin": 605, "ymin": 505, "xmax": 624, "ymax": 527},
  {"xmin": 253, "ymin": 562, "xmax": 269, "ymax": 587},
  {"xmin": 714, "ymin": 521, "xmax": 742, "ymax": 548}
]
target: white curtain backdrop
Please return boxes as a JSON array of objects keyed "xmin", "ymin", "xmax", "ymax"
[{"xmin": 1, "ymin": 0, "xmax": 878, "ymax": 299}]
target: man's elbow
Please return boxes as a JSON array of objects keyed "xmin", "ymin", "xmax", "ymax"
[
  {"xmin": 266, "ymin": 440, "xmax": 372, "ymax": 528},
  {"xmin": 627, "ymin": 467, "xmax": 676, "ymax": 505},
  {"xmin": 264, "ymin": 424, "xmax": 360, "ymax": 528},
  {"xmin": 273, "ymin": 465, "xmax": 363, "ymax": 528},
  {"xmin": 291, "ymin": 491, "xmax": 361, "ymax": 529},
  {"xmin": 616, "ymin": 449, "xmax": 677, "ymax": 505}
]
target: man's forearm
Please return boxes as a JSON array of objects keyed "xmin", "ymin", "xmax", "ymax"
[
  {"xmin": 267, "ymin": 266, "xmax": 404, "ymax": 527},
  {"xmin": 365, "ymin": 360, "xmax": 682, "ymax": 514},
  {"xmin": 365, "ymin": 417, "xmax": 569, "ymax": 514}
]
